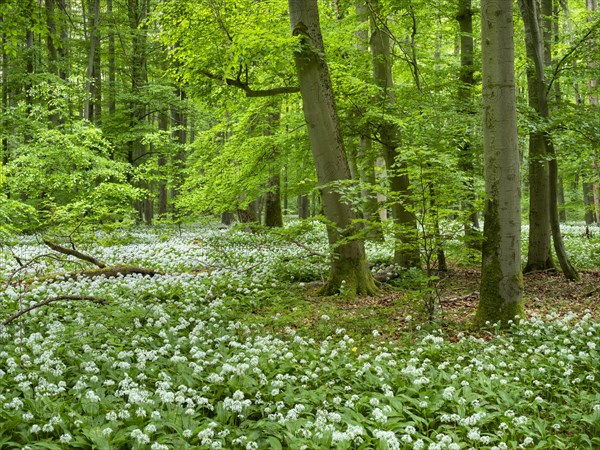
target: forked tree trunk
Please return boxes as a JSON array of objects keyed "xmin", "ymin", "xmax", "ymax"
[
  {"xmin": 288, "ymin": 0, "xmax": 376, "ymax": 297},
  {"xmin": 519, "ymin": 0, "xmax": 578, "ymax": 281},
  {"xmin": 475, "ymin": 0, "xmax": 524, "ymax": 326}
]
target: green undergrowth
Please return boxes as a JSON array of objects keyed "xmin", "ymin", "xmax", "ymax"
[{"xmin": 0, "ymin": 222, "xmax": 598, "ymax": 449}]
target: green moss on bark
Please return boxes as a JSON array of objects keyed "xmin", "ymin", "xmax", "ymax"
[
  {"xmin": 317, "ymin": 256, "xmax": 378, "ymax": 298},
  {"xmin": 475, "ymin": 199, "xmax": 524, "ymax": 327}
]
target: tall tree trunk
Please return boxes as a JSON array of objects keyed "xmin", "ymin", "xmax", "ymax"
[
  {"xmin": 456, "ymin": 0, "xmax": 481, "ymax": 253},
  {"xmin": 588, "ymin": 0, "xmax": 599, "ymax": 224},
  {"xmin": 45, "ymin": 0, "xmax": 59, "ymax": 76},
  {"xmin": 298, "ymin": 194, "xmax": 309, "ymax": 219},
  {"xmin": 264, "ymin": 174, "xmax": 283, "ymax": 227},
  {"xmin": 128, "ymin": 0, "xmax": 150, "ymax": 223},
  {"xmin": 158, "ymin": 111, "xmax": 169, "ymax": 216},
  {"xmin": 1, "ymin": 15, "xmax": 8, "ymax": 168},
  {"xmin": 170, "ymin": 88, "xmax": 187, "ymax": 216},
  {"xmin": 584, "ymin": 182, "xmax": 595, "ymax": 224},
  {"xmin": 370, "ymin": 0, "xmax": 419, "ymax": 268},
  {"xmin": 519, "ymin": 0, "xmax": 578, "ymax": 280},
  {"xmin": 475, "ymin": 0, "xmax": 524, "ymax": 326},
  {"xmin": 558, "ymin": 176, "xmax": 567, "ymax": 222},
  {"xmin": 263, "ymin": 100, "xmax": 283, "ymax": 227},
  {"xmin": 288, "ymin": 0, "xmax": 376, "ymax": 297},
  {"xmin": 107, "ymin": 0, "xmax": 116, "ymax": 116},
  {"xmin": 84, "ymin": 0, "xmax": 101, "ymax": 123},
  {"xmin": 355, "ymin": 0, "xmax": 384, "ymax": 241},
  {"xmin": 518, "ymin": 0, "xmax": 553, "ymax": 272}
]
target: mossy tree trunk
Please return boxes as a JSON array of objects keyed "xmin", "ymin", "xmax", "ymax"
[
  {"xmin": 475, "ymin": 0, "xmax": 524, "ymax": 327},
  {"xmin": 288, "ymin": 0, "xmax": 376, "ymax": 297}
]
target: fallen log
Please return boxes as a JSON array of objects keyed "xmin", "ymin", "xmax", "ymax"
[
  {"xmin": 42, "ymin": 239, "xmax": 107, "ymax": 268},
  {"xmin": 39, "ymin": 239, "xmax": 161, "ymax": 280}
]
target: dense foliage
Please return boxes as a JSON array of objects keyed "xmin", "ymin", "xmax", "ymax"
[{"xmin": 1, "ymin": 224, "xmax": 599, "ymax": 448}]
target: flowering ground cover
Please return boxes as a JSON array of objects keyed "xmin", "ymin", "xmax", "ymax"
[{"xmin": 0, "ymin": 223, "xmax": 599, "ymax": 449}]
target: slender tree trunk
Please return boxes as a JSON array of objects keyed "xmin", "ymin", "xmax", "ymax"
[
  {"xmin": 588, "ymin": 0, "xmax": 599, "ymax": 224},
  {"xmin": 355, "ymin": 0, "xmax": 384, "ymax": 241},
  {"xmin": 288, "ymin": 0, "xmax": 376, "ymax": 297},
  {"xmin": 519, "ymin": 0, "xmax": 578, "ymax": 280},
  {"xmin": 158, "ymin": 111, "xmax": 168, "ymax": 216},
  {"xmin": 370, "ymin": 0, "xmax": 419, "ymax": 267},
  {"xmin": 263, "ymin": 100, "xmax": 283, "ymax": 227},
  {"xmin": 84, "ymin": 0, "xmax": 101, "ymax": 123},
  {"xmin": 170, "ymin": 88, "xmax": 187, "ymax": 216},
  {"xmin": 298, "ymin": 195, "xmax": 309, "ymax": 219},
  {"xmin": 475, "ymin": 0, "xmax": 524, "ymax": 326},
  {"xmin": 518, "ymin": 0, "xmax": 553, "ymax": 272},
  {"xmin": 107, "ymin": 0, "xmax": 116, "ymax": 116},
  {"xmin": 456, "ymin": 0, "xmax": 481, "ymax": 254},
  {"xmin": 1, "ymin": 16, "xmax": 8, "ymax": 168},
  {"xmin": 584, "ymin": 182, "xmax": 595, "ymax": 224},
  {"xmin": 558, "ymin": 176, "xmax": 567, "ymax": 222}
]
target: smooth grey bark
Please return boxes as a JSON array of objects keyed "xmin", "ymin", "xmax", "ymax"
[
  {"xmin": 475, "ymin": 0, "xmax": 524, "ymax": 326},
  {"xmin": 288, "ymin": 0, "xmax": 376, "ymax": 297},
  {"xmin": 370, "ymin": 0, "xmax": 420, "ymax": 268}
]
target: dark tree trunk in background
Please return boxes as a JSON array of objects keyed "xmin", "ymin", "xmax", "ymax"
[
  {"xmin": 158, "ymin": 111, "xmax": 169, "ymax": 216},
  {"xmin": 107, "ymin": 0, "xmax": 116, "ymax": 116},
  {"xmin": 518, "ymin": 0, "xmax": 553, "ymax": 273},
  {"xmin": 354, "ymin": 0, "xmax": 384, "ymax": 241},
  {"xmin": 456, "ymin": 0, "xmax": 481, "ymax": 253},
  {"xmin": 263, "ymin": 101, "xmax": 284, "ymax": 227},
  {"xmin": 519, "ymin": 0, "xmax": 578, "ymax": 280},
  {"xmin": 84, "ymin": 0, "xmax": 101, "ymax": 123},
  {"xmin": 298, "ymin": 195, "xmax": 309, "ymax": 219},
  {"xmin": 370, "ymin": 0, "xmax": 419, "ymax": 268},
  {"xmin": 170, "ymin": 88, "xmax": 187, "ymax": 217}
]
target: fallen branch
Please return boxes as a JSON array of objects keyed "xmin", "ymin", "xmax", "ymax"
[
  {"xmin": 3, "ymin": 295, "xmax": 109, "ymax": 326},
  {"xmin": 43, "ymin": 239, "xmax": 107, "ymax": 268},
  {"xmin": 289, "ymin": 239, "xmax": 329, "ymax": 258}
]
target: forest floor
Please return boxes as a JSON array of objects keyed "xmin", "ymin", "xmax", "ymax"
[{"xmin": 256, "ymin": 267, "xmax": 600, "ymax": 345}]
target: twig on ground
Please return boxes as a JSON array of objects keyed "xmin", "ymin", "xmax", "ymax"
[{"xmin": 3, "ymin": 295, "xmax": 109, "ymax": 326}]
